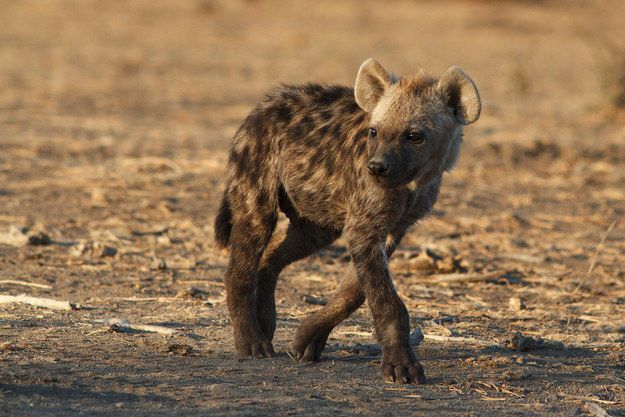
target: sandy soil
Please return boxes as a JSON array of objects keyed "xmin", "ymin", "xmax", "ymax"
[{"xmin": 1, "ymin": 0, "xmax": 624, "ymax": 415}]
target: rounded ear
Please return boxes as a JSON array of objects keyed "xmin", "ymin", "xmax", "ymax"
[
  {"xmin": 437, "ymin": 66, "xmax": 481, "ymax": 125},
  {"xmin": 354, "ymin": 58, "xmax": 392, "ymax": 113}
]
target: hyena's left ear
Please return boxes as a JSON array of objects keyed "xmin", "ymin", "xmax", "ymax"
[
  {"xmin": 354, "ymin": 58, "xmax": 392, "ymax": 113},
  {"xmin": 437, "ymin": 66, "xmax": 481, "ymax": 125}
]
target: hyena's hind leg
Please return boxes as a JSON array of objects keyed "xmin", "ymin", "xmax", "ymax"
[
  {"xmin": 256, "ymin": 217, "xmax": 341, "ymax": 341},
  {"xmin": 223, "ymin": 184, "xmax": 279, "ymax": 359}
]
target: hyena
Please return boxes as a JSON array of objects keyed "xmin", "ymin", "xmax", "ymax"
[{"xmin": 214, "ymin": 58, "xmax": 480, "ymax": 384}]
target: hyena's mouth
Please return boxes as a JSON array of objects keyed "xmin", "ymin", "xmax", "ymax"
[{"xmin": 371, "ymin": 175, "xmax": 407, "ymax": 189}]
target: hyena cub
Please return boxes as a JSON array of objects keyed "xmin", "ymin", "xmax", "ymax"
[{"xmin": 215, "ymin": 58, "xmax": 480, "ymax": 384}]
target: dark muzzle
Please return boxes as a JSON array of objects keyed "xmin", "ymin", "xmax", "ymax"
[{"xmin": 367, "ymin": 159, "xmax": 389, "ymax": 176}]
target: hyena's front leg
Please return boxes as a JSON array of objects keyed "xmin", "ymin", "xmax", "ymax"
[
  {"xmin": 347, "ymin": 228, "xmax": 426, "ymax": 385},
  {"xmin": 290, "ymin": 231, "xmax": 407, "ymax": 363}
]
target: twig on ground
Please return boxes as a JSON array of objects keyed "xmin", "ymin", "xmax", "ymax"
[
  {"xmin": 465, "ymin": 295, "xmax": 489, "ymax": 307},
  {"xmin": 0, "ymin": 280, "xmax": 52, "ymax": 289},
  {"xmin": 107, "ymin": 296, "xmax": 182, "ymax": 303},
  {"xmin": 177, "ymin": 280, "xmax": 225, "ymax": 286},
  {"xmin": 95, "ymin": 318, "xmax": 180, "ymax": 335},
  {"xmin": 427, "ymin": 271, "xmax": 501, "ymax": 284},
  {"xmin": 573, "ymin": 219, "xmax": 618, "ymax": 293},
  {"xmin": 496, "ymin": 253, "xmax": 545, "ymax": 263},
  {"xmin": 0, "ymin": 293, "xmax": 77, "ymax": 310},
  {"xmin": 577, "ymin": 315, "xmax": 617, "ymax": 326},
  {"xmin": 120, "ymin": 157, "xmax": 182, "ymax": 173},
  {"xmin": 424, "ymin": 334, "xmax": 494, "ymax": 346},
  {"xmin": 559, "ymin": 393, "xmax": 617, "ymax": 405}
]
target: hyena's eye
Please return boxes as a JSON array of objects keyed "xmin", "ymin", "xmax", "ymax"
[
  {"xmin": 369, "ymin": 127, "xmax": 377, "ymax": 138},
  {"xmin": 407, "ymin": 131, "xmax": 425, "ymax": 145}
]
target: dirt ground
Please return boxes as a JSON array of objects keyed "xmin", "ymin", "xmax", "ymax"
[{"xmin": 1, "ymin": 0, "xmax": 624, "ymax": 415}]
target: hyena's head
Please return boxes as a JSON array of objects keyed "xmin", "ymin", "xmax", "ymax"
[{"xmin": 354, "ymin": 58, "xmax": 481, "ymax": 188}]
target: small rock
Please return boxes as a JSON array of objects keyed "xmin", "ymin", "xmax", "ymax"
[
  {"xmin": 612, "ymin": 297, "xmax": 625, "ymax": 305},
  {"xmin": 500, "ymin": 270, "xmax": 525, "ymax": 285},
  {"xmin": 156, "ymin": 235, "xmax": 172, "ymax": 246},
  {"xmin": 424, "ymin": 247, "xmax": 445, "ymax": 261},
  {"xmin": 71, "ymin": 241, "xmax": 117, "ymax": 258},
  {"xmin": 204, "ymin": 295, "xmax": 226, "ymax": 306},
  {"xmin": 432, "ymin": 316, "xmax": 459, "ymax": 325},
  {"xmin": 0, "ymin": 223, "xmax": 55, "ymax": 247},
  {"xmin": 0, "ymin": 225, "xmax": 29, "ymax": 246},
  {"xmin": 28, "ymin": 231, "xmax": 52, "ymax": 246},
  {"xmin": 150, "ymin": 257, "xmax": 167, "ymax": 270},
  {"xmin": 303, "ymin": 294, "xmax": 327, "ymax": 306},
  {"xmin": 176, "ymin": 287, "xmax": 209, "ymax": 299},
  {"xmin": 410, "ymin": 328, "xmax": 424, "ymax": 346},
  {"xmin": 506, "ymin": 331, "xmax": 564, "ymax": 352},
  {"xmin": 167, "ymin": 343, "xmax": 193, "ymax": 356},
  {"xmin": 99, "ymin": 245, "xmax": 117, "ymax": 257},
  {"xmin": 579, "ymin": 402, "xmax": 610, "ymax": 417},
  {"xmin": 508, "ymin": 296, "xmax": 526, "ymax": 311}
]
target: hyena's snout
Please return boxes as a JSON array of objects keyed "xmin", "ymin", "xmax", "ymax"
[{"xmin": 367, "ymin": 158, "xmax": 390, "ymax": 177}]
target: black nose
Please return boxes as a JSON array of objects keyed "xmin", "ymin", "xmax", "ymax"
[{"xmin": 367, "ymin": 160, "xmax": 389, "ymax": 176}]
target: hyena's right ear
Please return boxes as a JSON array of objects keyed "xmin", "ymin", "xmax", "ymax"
[{"xmin": 354, "ymin": 58, "xmax": 392, "ymax": 113}]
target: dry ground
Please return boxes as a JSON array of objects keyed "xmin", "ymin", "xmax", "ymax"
[{"xmin": 1, "ymin": 0, "xmax": 624, "ymax": 415}]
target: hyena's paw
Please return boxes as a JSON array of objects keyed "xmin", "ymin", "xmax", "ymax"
[
  {"xmin": 234, "ymin": 332, "xmax": 276, "ymax": 359},
  {"xmin": 381, "ymin": 349, "xmax": 426, "ymax": 384},
  {"xmin": 289, "ymin": 325, "xmax": 331, "ymax": 363}
]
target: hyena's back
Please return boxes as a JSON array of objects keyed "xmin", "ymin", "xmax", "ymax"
[{"xmin": 215, "ymin": 83, "xmax": 372, "ymax": 248}]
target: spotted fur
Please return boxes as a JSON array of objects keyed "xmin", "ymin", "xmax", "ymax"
[{"xmin": 215, "ymin": 58, "xmax": 481, "ymax": 384}]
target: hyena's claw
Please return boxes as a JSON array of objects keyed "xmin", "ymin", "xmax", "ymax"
[
  {"xmin": 289, "ymin": 328, "xmax": 329, "ymax": 363},
  {"xmin": 382, "ymin": 361, "xmax": 426, "ymax": 385},
  {"xmin": 237, "ymin": 339, "xmax": 275, "ymax": 359}
]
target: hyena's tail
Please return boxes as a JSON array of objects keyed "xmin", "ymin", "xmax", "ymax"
[{"xmin": 214, "ymin": 192, "xmax": 232, "ymax": 249}]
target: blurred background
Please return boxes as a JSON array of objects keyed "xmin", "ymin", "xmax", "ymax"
[
  {"xmin": 1, "ymin": 1, "xmax": 624, "ymax": 415},
  {"xmin": 1, "ymin": 0, "xmax": 624, "ymax": 232}
]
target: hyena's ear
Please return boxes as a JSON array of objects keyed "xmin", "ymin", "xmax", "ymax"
[
  {"xmin": 437, "ymin": 66, "xmax": 481, "ymax": 125},
  {"xmin": 354, "ymin": 58, "xmax": 392, "ymax": 113}
]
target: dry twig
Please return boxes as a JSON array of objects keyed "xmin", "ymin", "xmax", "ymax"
[
  {"xmin": 424, "ymin": 334, "xmax": 494, "ymax": 346},
  {"xmin": 428, "ymin": 271, "xmax": 501, "ymax": 284},
  {"xmin": 107, "ymin": 296, "xmax": 181, "ymax": 303},
  {"xmin": 0, "ymin": 280, "xmax": 52, "ymax": 289},
  {"xmin": 95, "ymin": 318, "xmax": 180, "ymax": 335},
  {"xmin": 496, "ymin": 253, "xmax": 544, "ymax": 263},
  {"xmin": 0, "ymin": 293, "xmax": 76, "ymax": 310}
]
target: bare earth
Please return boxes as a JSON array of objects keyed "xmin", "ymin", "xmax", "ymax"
[{"xmin": 1, "ymin": 1, "xmax": 624, "ymax": 416}]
